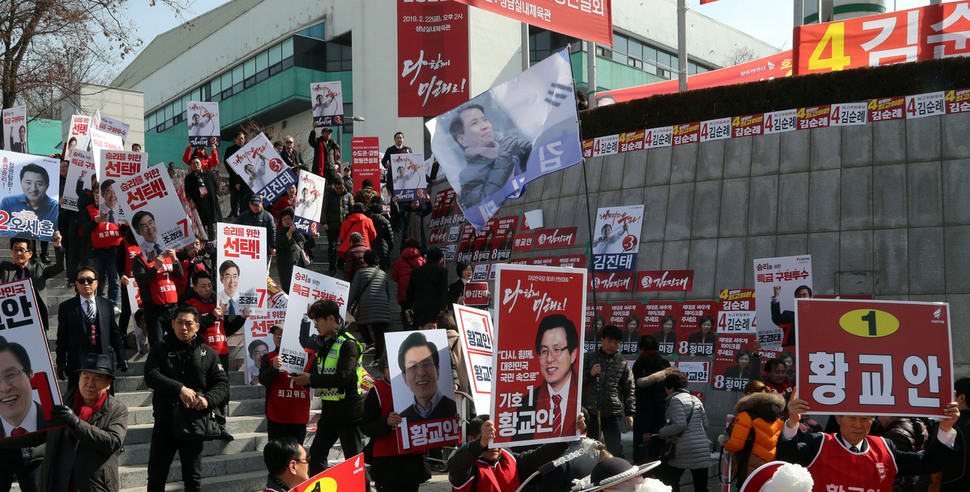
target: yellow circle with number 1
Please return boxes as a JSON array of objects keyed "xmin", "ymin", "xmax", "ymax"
[{"xmin": 839, "ymin": 309, "xmax": 900, "ymax": 338}]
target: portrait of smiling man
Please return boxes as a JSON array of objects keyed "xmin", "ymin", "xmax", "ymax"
[
  {"xmin": 0, "ymin": 162, "xmax": 59, "ymax": 231},
  {"xmin": 396, "ymin": 331, "xmax": 457, "ymax": 422},
  {"xmin": 513, "ymin": 313, "xmax": 580, "ymax": 441}
]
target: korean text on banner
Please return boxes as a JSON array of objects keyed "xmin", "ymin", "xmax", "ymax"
[
  {"xmin": 451, "ymin": 0, "xmax": 612, "ymax": 47},
  {"xmin": 294, "ymin": 170, "xmax": 326, "ymax": 236},
  {"xmin": 0, "ymin": 279, "xmax": 64, "ymax": 440},
  {"xmin": 225, "ymin": 132, "xmax": 297, "ymax": 204},
  {"xmin": 427, "ymin": 49, "xmax": 582, "ymax": 230},
  {"xmin": 398, "ymin": 0, "xmax": 469, "ymax": 116},
  {"xmin": 753, "ymin": 255, "xmax": 812, "ymax": 350},
  {"xmin": 115, "ymin": 164, "xmax": 196, "ymax": 255},
  {"xmin": 310, "ymin": 81, "xmax": 344, "ymax": 128},
  {"xmin": 93, "ymin": 110, "xmax": 130, "ymax": 143},
  {"xmin": 89, "ymin": 131, "xmax": 124, "ymax": 184},
  {"xmin": 62, "ymin": 149, "xmax": 95, "ymax": 212},
  {"xmin": 277, "ymin": 267, "xmax": 349, "ymax": 374},
  {"xmin": 592, "ymin": 205, "xmax": 644, "ymax": 272},
  {"xmin": 490, "ymin": 264, "xmax": 586, "ymax": 448},
  {"xmin": 795, "ymin": 299, "xmax": 953, "ymax": 418},
  {"xmin": 2, "ymin": 106, "xmax": 27, "ymax": 154},
  {"xmin": 241, "ymin": 278, "xmax": 289, "ymax": 386},
  {"xmin": 216, "ymin": 222, "xmax": 268, "ymax": 316},
  {"xmin": 794, "ymin": 1, "xmax": 970, "ymax": 76},
  {"xmin": 100, "ymin": 150, "xmax": 148, "ymax": 225},
  {"xmin": 386, "ymin": 329, "xmax": 462, "ymax": 453},
  {"xmin": 455, "ymin": 305, "xmax": 494, "ymax": 414},
  {"xmin": 290, "ymin": 454, "xmax": 367, "ymax": 491},
  {"xmin": 391, "ymin": 153, "xmax": 428, "ymax": 201},
  {"xmin": 351, "ymin": 137, "xmax": 381, "ymax": 194},
  {"xmin": 0, "ymin": 151, "xmax": 60, "ymax": 242},
  {"xmin": 187, "ymin": 101, "xmax": 220, "ymax": 148},
  {"xmin": 62, "ymin": 115, "xmax": 92, "ymax": 158}
]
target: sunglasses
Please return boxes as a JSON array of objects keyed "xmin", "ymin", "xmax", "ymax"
[{"xmin": 76, "ymin": 278, "xmax": 97, "ymax": 284}]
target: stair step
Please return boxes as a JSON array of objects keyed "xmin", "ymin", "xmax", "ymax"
[
  {"xmin": 118, "ymin": 450, "xmax": 265, "ymax": 489},
  {"xmin": 126, "ymin": 398, "xmax": 266, "ymax": 425},
  {"xmin": 119, "ymin": 470, "xmax": 267, "ymax": 492},
  {"xmin": 124, "ymin": 415, "xmax": 267, "ymax": 445},
  {"xmin": 119, "ymin": 431, "xmax": 270, "ymax": 466},
  {"xmin": 115, "ymin": 384, "xmax": 265, "ymax": 408}
]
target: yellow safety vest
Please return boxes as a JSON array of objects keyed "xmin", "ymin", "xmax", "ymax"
[{"xmin": 315, "ymin": 331, "xmax": 365, "ymax": 401}]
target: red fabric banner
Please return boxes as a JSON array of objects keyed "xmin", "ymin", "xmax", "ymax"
[
  {"xmin": 452, "ymin": 0, "xmax": 613, "ymax": 46},
  {"xmin": 398, "ymin": 0, "xmax": 470, "ymax": 116},
  {"xmin": 351, "ymin": 137, "xmax": 381, "ymax": 194}
]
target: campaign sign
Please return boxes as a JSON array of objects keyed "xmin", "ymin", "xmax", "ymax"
[
  {"xmin": 796, "ymin": 299, "xmax": 953, "ymax": 418},
  {"xmin": 294, "ymin": 170, "xmax": 325, "ymax": 235},
  {"xmin": 62, "ymin": 115, "xmax": 92, "ymax": 159},
  {"xmin": 0, "ymin": 279, "xmax": 64, "ymax": 440},
  {"xmin": 277, "ymin": 267, "xmax": 349, "ymax": 374},
  {"xmin": 241, "ymin": 278, "xmax": 289, "ymax": 386},
  {"xmin": 676, "ymin": 301, "xmax": 720, "ymax": 358},
  {"xmin": 675, "ymin": 361, "xmax": 710, "ymax": 385},
  {"xmin": 115, "ymin": 165, "xmax": 195, "ymax": 252},
  {"xmin": 290, "ymin": 454, "xmax": 366, "ymax": 492},
  {"xmin": 226, "ymin": 133, "xmax": 297, "ymax": 204},
  {"xmin": 592, "ymin": 205, "xmax": 644, "ymax": 272},
  {"xmin": 351, "ymin": 137, "xmax": 381, "ymax": 194},
  {"xmin": 0, "ymin": 152, "xmax": 60, "ymax": 242},
  {"xmin": 711, "ymin": 334, "xmax": 760, "ymax": 392},
  {"xmin": 93, "ymin": 110, "xmax": 130, "ymax": 143},
  {"xmin": 491, "ymin": 264, "xmax": 586, "ymax": 448},
  {"xmin": 390, "ymin": 153, "xmax": 428, "ymax": 201},
  {"xmin": 310, "ymin": 81, "xmax": 344, "ymax": 128},
  {"xmin": 2, "ymin": 106, "xmax": 27, "ymax": 154},
  {"xmin": 455, "ymin": 305, "xmax": 494, "ymax": 415},
  {"xmin": 720, "ymin": 289, "xmax": 755, "ymax": 312},
  {"xmin": 99, "ymin": 150, "xmax": 148, "ymax": 225},
  {"xmin": 61, "ymin": 149, "xmax": 95, "ymax": 212},
  {"xmin": 637, "ymin": 270, "xmax": 694, "ymax": 292},
  {"xmin": 216, "ymin": 222, "xmax": 268, "ymax": 316},
  {"xmin": 463, "ymin": 282, "xmax": 490, "ymax": 307},
  {"xmin": 187, "ymin": 101, "xmax": 220, "ymax": 148},
  {"xmin": 386, "ymin": 329, "xmax": 461, "ymax": 453},
  {"xmin": 89, "ymin": 129, "xmax": 124, "ymax": 178},
  {"xmin": 754, "ymin": 255, "xmax": 812, "ymax": 350}
]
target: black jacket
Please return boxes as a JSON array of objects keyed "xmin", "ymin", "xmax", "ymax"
[
  {"xmin": 307, "ymin": 330, "xmax": 365, "ymax": 422},
  {"xmin": 405, "ymin": 262, "xmax": 449, "ymax": 324},
  {"xmin": 144, "ymin": 332, "xmax": 230, "ymax": 424},
  {"xmin": 0, "ymin": 248, "xmax": 64, "ymax": 330},
  {"xmin": 56, "ymin": 295, "xmax": 125, "ymax": 374},
  {"xmin": 183, "ymin": 169, "xmax": 222, "ymax": 224},
  {"xmin": 308, "ymin": 130, "xmax": 340, "ymax": 182},
  {"xmin": 236, "ymin": 209, "xmax": 276, "ymax": 249}
]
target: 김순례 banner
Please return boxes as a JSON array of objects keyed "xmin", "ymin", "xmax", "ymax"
[
  {"xmin": 794, "ymin": 1, "xmax": 970, "ymax": 75},
  {"xmin": 114, "ymin": 164, "xmax": 196, "ymax": 254},
  {"xmin": 427, "ymin": 49, "xmax": 582, "ymax": 230},
  {"xmin": 187, "ymin": 101, "xmax": 220, "ymax": 148},
  {"xmin": 310, "ymin": 81, "xmax": 344, "ymax": 128},
  {"xmin": 225, "ymin": 132, "xmax": 297, "ymax": 204},
  {"xmin": 0, "ymin": 152, "xmax": 60, "ymax": 242},
  {"xmin": 491, "ymin": 264, "xmax": 586, "ymax": 448},
  {"xmin": 398, "ymin": 0, "xmax": 469, "ymax": 116},
  {"xmin": 795, "ymin": 299, "xmax": 953, "ymax": 418},
  {"xmin": 451, "ymin": 0, "xmax": 612, "ymax": 47}
]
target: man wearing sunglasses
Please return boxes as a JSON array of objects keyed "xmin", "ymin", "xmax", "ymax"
[
  {"xmin": 0, "ymin": 235, "xmax": 64, "ymax": 331},
  {"xmin": 56, "ymin": 265, "xmax": 127, "ymax": 390}
]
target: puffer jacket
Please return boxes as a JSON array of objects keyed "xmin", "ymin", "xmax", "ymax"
[
  {"xmin": 723, "ymin": 392, "xmax": 785, "ymax": 477},
  {"xmin": 338, "ymin": 212, "xmax": 377, "ymax": 258},
  {"xmin": 582, "ymin": 349, "xmax": 635, "ymax": 418},
  {"xmin": 348, "ymin": 266, "xmax": 393, "ymax": 325},
  {"xmin": 369, "ymin": 211, "xmax": 394, "ymax": 265},
  {"xmin": 322, "ymin": 187, "xmax": 353, "ymax": 230},
  {"xmin": 144, "ymin": 332, "xmax": 230, "ymax": 424},
  {"xmin": 344, "ymin": 243, "xmax": 369, "ymax": 282},
  {"xmin": 659, "ymin": 389, "xmax": 710, "ymax": 470},
  {"xmin": 391, "ymin": 247, "xmax": 425, "ymax": 304}
]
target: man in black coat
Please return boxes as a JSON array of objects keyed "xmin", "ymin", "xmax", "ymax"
[
  {"xmin": 405, "ymin": 247, "xmax": 449, "ymax": 327},
  {"xmin": 237, "ymin": 194, "xmax": 277, "ymax": 254},
  {"xmin": 225, "ymin": 132, "xmax": 247, "ymax": 218},
  {"xmin": 280, "ymin": 135, "xmax": 308, "ymax": 173},
  {"xmin": 56, "ymin": 265, "xmax": 127, "ymax": 391},
  {"xmin": 308, "ymin": 127, "xmax": 340, "ymax": 182},
  {"xmin": 381, "ymin": 132, "xmax": 412, "ymax": 197},
  {"xmin": 0, "ymin": 235, "xmax": 63, "ymax": 331},
  {"xmin": 144, "ymin": 304, "xmax": 230, "ymax": 492},
  {"xmin": 183, "ymin": 155, "xmax": 222, "ymax": 241}
]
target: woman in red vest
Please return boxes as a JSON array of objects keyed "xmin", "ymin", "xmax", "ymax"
[{"xmin": 259, "ymin": 325, "xmax": 314, "ymax": 444}]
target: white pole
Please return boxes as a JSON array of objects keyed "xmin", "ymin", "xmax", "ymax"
[{"xmin": 678, "ymin": 0, "xmax": 687, "ymax": 92}]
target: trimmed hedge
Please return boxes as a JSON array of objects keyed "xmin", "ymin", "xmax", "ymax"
[{"xmin": 579, "ymin": 56, "xmax": 970, "ymax": 139}]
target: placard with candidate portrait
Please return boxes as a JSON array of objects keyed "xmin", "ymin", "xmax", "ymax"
[
  {"xmin": 277, "ymin": 267, "xmax": 349, "ymax": 374},
  {"xmin": 386, "ymin": 329, "xmax": 461, "ymax": 453},
  {"xmin": 592, "ymin": 205, "xmax": 644, "ymax": 272},
  {"xmin": 89, "ymin": 130, "xmax": 124, "ymax": 184},
  {"xmin": 92, "ymin": 110, "xmax": 129, "ymax": 144},
  {"xmin": 676, "ymin": 301, "xmax": 720, "ymax": 358},
  {"xmin": 61, "ymin": 149, "xmax": 95, "ymax": 212},
  {"xmin": 293, "ymin": 170, "xmax": 325, "ymax": 236},
  {"xmin": 0, "ymin": 279, "xmax": 64, "ymax": 441},
  {"xmin": 225, "ymin": 132, "xmax": 297, "ymax": 204},
  {"xmin": 310, "ymin": 81, "xmax": 344, "ymax": 128},
  {"xmin": 710, "ymin": 334, "xmax": 781, "ymax": 393},
  {"xmin": 455, "ymin": 305, "xmax": 494, "ymax": 414},
  {"xmin": 426, "ymin": 49, "xmax": 582, "ymax": 230},
  {"xmin": 62, "ymin": 115, "xmax": 91, "ymax": 159},
  {"xmin": 390, "ymin": 153, "xmax": 428, "ymax": 202},
  {"xmin": 241, "ymin": 278, "xmax": 289, "ymax": 386},
  {"xmin": 754, "ymin": 255, "xmax": 813, "ymax": 350},
  {"xmin": 0, "ymin": 151, "xmax": 60, "ymax": 242},
  {"xmin": 187, "ymin": 101, "xmax": 220, "ymax": 148},
  {"xmin": 115, "ymin": 164, "xmax": 195, "ymax": 256},
  {"xmin": 2, "ymin": 106, "xmax": 27, "ymax": 154},
  {"xmin": 99, "ymin": 150, "xmax": 148, "ymax": 225},
  {"xmin": 490, "ymin": 264, "xmax": 586, "ymax": 448},
  {"xmin": 216, "ymin": 222, "xmax": 268, "ymax": 317}
]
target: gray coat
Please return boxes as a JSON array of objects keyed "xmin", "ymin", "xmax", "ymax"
[
  {"xmin": 349, "ymin": 266, "xmax": 393, "ymax": 325},
  {"xmin": 43, "ymin": 391, "xmax": 129, "ymax": 491},
  {"xmin": 659, "ymin": 389, "xmax": 710, "ymax": 470}
]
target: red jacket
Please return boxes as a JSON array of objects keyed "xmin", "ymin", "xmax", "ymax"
[
  {"xmin": 183, "ymin": 145, "xmax": 219, "ymax": 171},
  {"xmin": 337, "ymin": 212, "xmax": 376, "ymax": 259},
  {"xmin": 391, "ymin": 247, "xmax": 425, "ymax": 304}
]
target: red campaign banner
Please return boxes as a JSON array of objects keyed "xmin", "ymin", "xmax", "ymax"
[
  {"xmin": 732, "ymin": 114, "xmax": 764, "ymax": 139},
  {"xmin": 642, "ymin": 302, "xmax": 683, "ymax": 358},
  {"xmin": 452, "ymin": 0, "xmax": 613, "ymax": 47},
  {"xmin": 513, "ymin": 231, "xmax": 535, "ymax": 252},
  {"xmin": 946, "ymin": 89, "xmax": 970, "ymax": 114},
  {"xmin": 719, "ymin": 289, "xmax": 755, "ymax": 311},
  {"xmin": 470, "ymin": 217, "xmax": 499, "ymax": 262},
  {"xmin": 289, "ymin": 453, "xmax": 366, "ymax": 491},
  {"xmin": 711, "ymin": 334, "xmax": 759, "ymax": 392},
  {"xmin": 796, "ymin": 299, "xmax": 953, "ymax": 418},
  {"xmin": 351, "ymin": 137, "xmax": 381, "ymax": 194},
  {"xmin": 796, "ymin": 105, "xmax": 830, "ymax": 130},
  {"xmin": 464, "ymin": 282, "xmax": 490, "ymax": 306},
  {"xmin": 636, "ymin": 270, "xmax": 694, "ymax": 292},
  {"xmin": 594, "ymin": 50, "xmax": 793, "ymax": 104},
  {"xmin": 672, "ymin": 122, "xmax": 700, "ymax": 146},
  {"xmin": 533, "ymin": 227, "xmax": 578, "ymax": 249},
  {"xmin": 582, "ymin": 139, "xmax": 594, "ymax": 159},
  {"xmin": 589, "ymin": 271, "xmax": 635, "ymax": 293},
  {"xmin": 428, "ymin": 227, "xmax": 448, "ymax": 245},
  {"xmin": 675, "ymin": 301, "xmax": 719, "ymax": 357},
  {"xmin": 490, "ymin": 216, "xmax": 519, "ymax": 262},
  {"xmin": 794, "ymin": 2, "xmax": 970, "ymax": 76},
  {"xmin": 558, "ymin": 254, "xmax": 587, "ymax": 269},
  {"xmin": 398, "ymin": 1, "xmax": 469, "ymax": 117},
  {"xmin": 491, "ymin": 264, "xmax": 587, "ymax": 447},
  {"xmin": 604, "ymin": 302, "xmax": 644, "ymax": 355},
  {"xmin": 455, "ymin": 223, "xmax": 478, "ymax": 264},
  {"xmin": 618, "ymin": 130, "xmax": 646, "ymax": 153}
]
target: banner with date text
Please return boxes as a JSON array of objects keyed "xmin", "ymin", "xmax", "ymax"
[
  {"xmin": 398, "ymin": 0, "xmax": 469, "ymax": 116},
  {"xmin": 795, "ymin": 299, "xmax": 952, "ymax": 418},
  {"xmin": 452, "ymin": 0, "xmax": 612, "ymax": 46},
  {"xmin": 490, "ymin": 264, "xmax": 586, "ymax": 448}
]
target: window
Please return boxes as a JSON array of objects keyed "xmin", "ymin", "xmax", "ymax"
[
  {"xmin": 282, "ymin": 38, "xmax": 293, "ymax": 58},
  {"xmin": 529, "ymin": 26, "xmax": 578, "ymax": 62},
  {"xmin": 614, "ymin": 35, "xmax": 628, "ymax": 55},
  {"xmin": 268, "ymin": 42, "xmax": 281, "ymax": 65}
]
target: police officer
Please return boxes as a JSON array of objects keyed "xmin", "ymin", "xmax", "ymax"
[{"xmin": 290, "ymin": 299, "xmax": 365, "ymax": 475}]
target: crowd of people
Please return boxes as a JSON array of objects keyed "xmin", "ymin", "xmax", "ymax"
[{"xmin": 4, "ymin": 127, "xmax": 970, "ymax": 492}]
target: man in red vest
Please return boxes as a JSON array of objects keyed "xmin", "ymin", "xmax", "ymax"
[
  {"xmin": 258, "ymin": 324, "xmax": 313, "ymax": 445},
  {"xmin": 779, "ymin": 388, "xmax": 960, "ymax": 492}
]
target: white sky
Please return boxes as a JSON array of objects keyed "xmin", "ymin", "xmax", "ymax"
[{"xmin": 112, "ymin": 0, "xmax": 943, "ymax": 77}]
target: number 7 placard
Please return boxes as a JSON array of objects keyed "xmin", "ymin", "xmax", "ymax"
[
  {"xmin": 795, "ymin": 299, "xmax": 953, "ymax": 418},
  {"xmin": 113, "ymin": 163, "xmax": 196, "ymax": 252}
]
